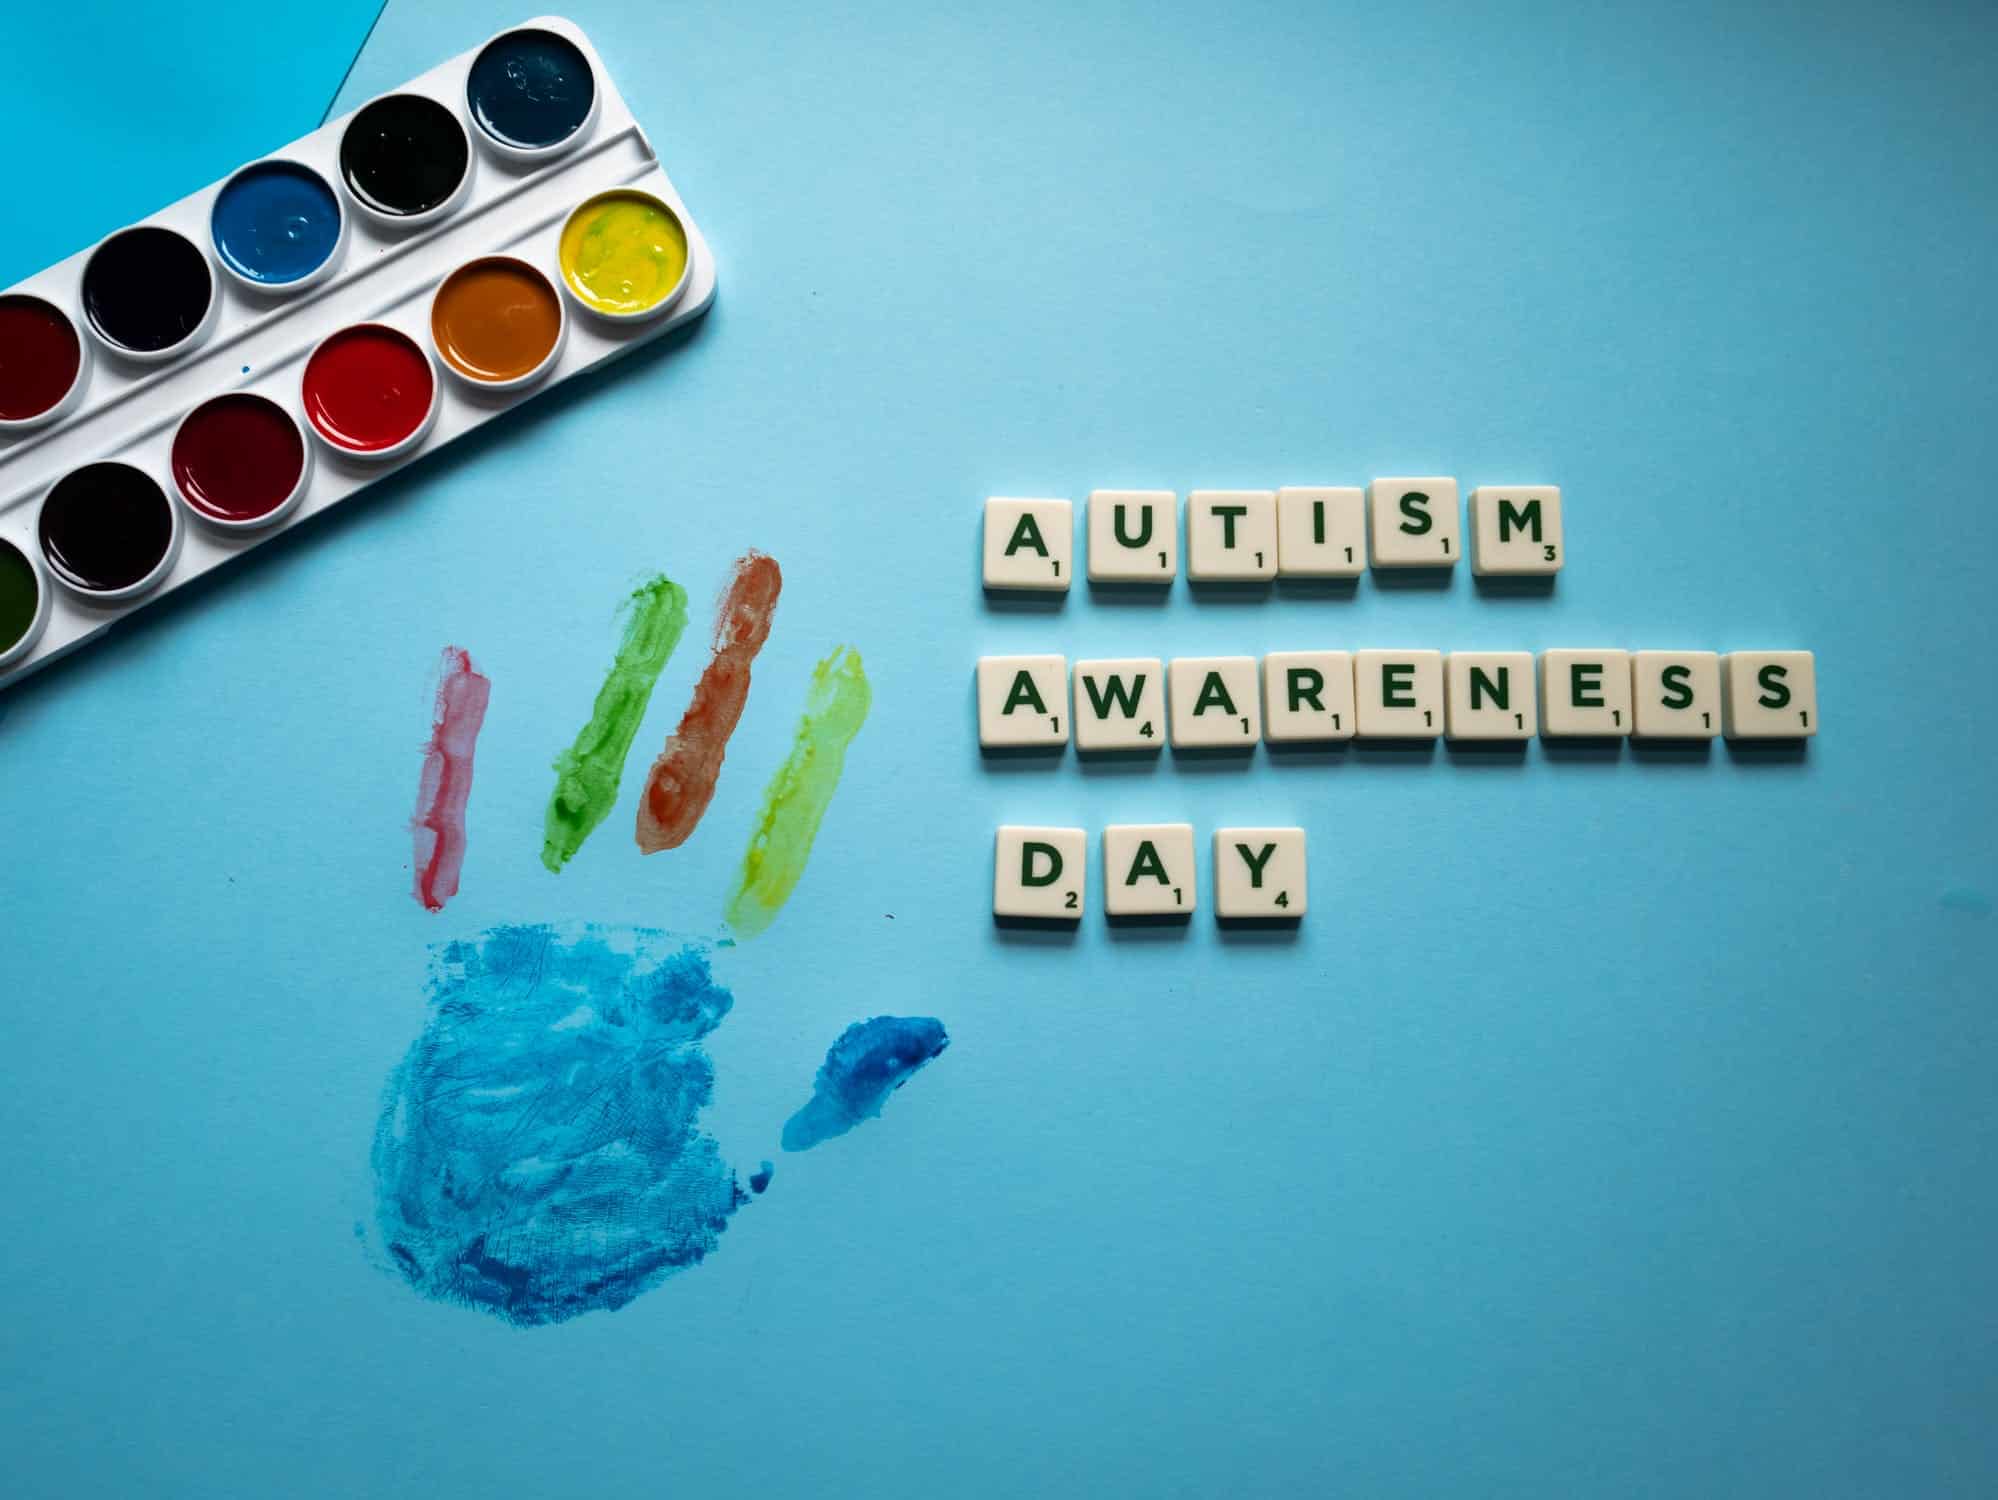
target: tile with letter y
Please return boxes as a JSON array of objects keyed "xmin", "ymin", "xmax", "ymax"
[{"xmin": 1213, "ymin": 827, "xmax": 1306, "ymax": 919}]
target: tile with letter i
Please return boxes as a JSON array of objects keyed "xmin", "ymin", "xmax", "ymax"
[
  {"xmin": 1213, "ymin": 827, "xmax": 1306, "ymax": 919},
  {"xmin": 1470, "ymin": 485, "xmax": 1563, "ymax": 575},
  {"xmin": 1631, "ymin": 650, "xmax": 1720, "ymax": 740},
  {"xmin": 1087, "ymin": 490, "xmax": 1177, "ymax": 582},
  {"xmin": 982, "ymin": 497, "xmax": 1073, "ymax": 592},
  {"xmin": 1169, "ymin": 656, "xmax": 1261, "ymax": 747},
  {"xmin": 1276, "ymin": 486, "xmax": 1365, "ymax": 576},
  {"xmin": 1445, "ymin": 651, "xmax": 1536, "ymax": 740},
  {"xmin": 1103, "ymin": 824, "xmax": 1197, "ymax": 918},
  {"xmin": 1073, "ymin": 657, "xmax": 1165, "ymax": 752},
  {"xmin": 1367, "ymin": 477, "xmax": 1459, "ymax": 568},
  {"xmin": 976, "ymin": 655, "xmax": 1069, "ymax": 748},
  {"xmin": 1186, "ymin": 490, "xmax": 1278, "ymax": 581},
  {"xmin": 1354, "ymin": 649, "xmax": 1443, "ymax": 738},
  {"xmin": 1262, "ymin": 651, "xmax": 1356, "ymax": 742},
  {"xmin": 1540, "ymin": 649, "xmax": 1632, "ymax": 737},
  {"xmin": 1722, "ymin": 651, "xmax": 1817, "ymax": 739},
  {"xmin": 994, "ymin": 826, "xmax": 1086, "ymax": 920}
]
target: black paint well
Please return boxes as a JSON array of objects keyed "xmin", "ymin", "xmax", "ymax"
[
  {"xmin": 38, "ymin": 463, "xmax": 176, "ymax": 595},
  {"xmin": 81, "ymin": 226, "xmax": 213, "ymax": 355},
  {"xmin": 340, "ymin": 94, "xmax": 471, "ymax": 218}
]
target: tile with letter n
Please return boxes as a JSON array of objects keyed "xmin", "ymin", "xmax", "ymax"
[
  {"xmin": 976, "ymin": 655, "xmax": 1069, "ymax": 748},
  {"xmin": 1470, "ymin": 485, "xmax": 1563, "ymax": 575},
  {"xmin": 994, "ymin": 826, "xmax": 1086, "ymax": 920},
  {"xmin": 1722, "ymin": 651, "xmax": 1817, "ymax": 739},
  {"xmin": 1262, "ymin": 650, "xmax": 1356, "ymax": 742},
  {"xmin": 1540, "ymin": 649, "xmax": 1632, "ymax": 737},
  {"xmin": 1631, "ymin": 650, "xmax": 1720, "ymax": 739},
  {"xmin": 1354, "ymin": 649, "xmax": 1443, "ymax": 739},
  {"xmin": 1213, "ymin": 827, "xmax": 1306, "ymax": 919},
  {"xmin": 1445, "ymin": 651, "xmax": 1536, "ymax": 739},
  {"xmin": 1275, "ymin": 486, "xmax": 1365, "ymax": 576},
  {"xmin": 1087, "ymin": 490, "xmax": 1177, "ymax": 582},
  {"xmin": 1186, "ymin": 490, "xmax": 1278, "ymax": 581},
  {"xmin": 1168, "ymin": 656, "xmax": 1261, "ymax": 747},
  {"xmin": 1103, "ymin": 823, "xmax": 1196, "ymax": 918},
  {"xmin": 982, "ymin": 497, "xmax": 1072, "ymax": 592},
  {"xmin": 1367, "ymin": 476, "xmax": 1459, "ymax": 568},
  {"xmin": 1073, "ymin": 657, "xmax": 1165, "ymax": 752}
]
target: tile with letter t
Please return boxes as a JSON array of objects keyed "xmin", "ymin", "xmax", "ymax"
[
  {"xmin": 1073, "ymin": 657, "xmax": 1165, "ymax": 752},
  {"xmin": 994, "ymin": 826, "xmax": 1086, "ymax": 920},
  {"xmin": 976, "ymin": 655, "xmax": 1069, "ymax": 748},
  {"xmin": 1169, "ymin": 656, "xmax": 1261, "ymax": 747},
  {"xmin": 1540, "ymin": 649, "xmax": 1632, "ymax": 737},
  {"xmin": 1445, "ymin": 651, "xmax": 1536, "ymax": 739},
  {"xmin": 1087, "ymin": 490, "xmax": 1177, "ymax": 582},
  {"xmin": 1470, "ymin": 485, "xmax": 1563, "ymax": 575},
  {"xmin": 1631, "ymin": 650, "xmax": 1720, "ymax": 739},
  {"xmin": 1276, "ymin": 486, "xmax": 1365, "ymax": 576},
  {"xmin": 982, "ymin": 497, "xmax": 1072, "ymax": 592},
  {"xmin": 1354, "ymin": 649, "xmax": 1443, "ymax": 739},
  {"xmin": 1186, "ymin": 490, "xmax": 1278, "ymax": 581},
  {"xmin": 1262, "ymin": 651, "xmax": 1356, "ymax": 742},
  {"xmin": 1213, "ymin": 827, "xmax": 1307, "ymax": 919},
  {"xmin": 1367, "ymin": 477, "xmax": 1459, "ymax": 568},
  {"xmin": 1723, "ymin": 651, "xmax": 1817, "ymax": 739},
  {"xmin": 1103, "ymin": 824, "xmax": 1196, "ymax": 917}
]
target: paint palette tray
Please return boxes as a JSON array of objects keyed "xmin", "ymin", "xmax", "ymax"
[{"xmin": 0, "ymin": 14, "xmax": 716, "ymax": 688}]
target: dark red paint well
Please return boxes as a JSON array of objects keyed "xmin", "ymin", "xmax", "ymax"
[
  {"xmin": 172, "ymin": 393, "xmax": 306, "ymax": 522},
  {"xmin": 0, "ymin": 294, "xmax": 82, "ymax": 422}
]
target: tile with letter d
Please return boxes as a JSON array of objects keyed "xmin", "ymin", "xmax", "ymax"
[
  {"xmin": 982, "ymin": 497, "xmax": 1072, "ymax": 592},
  {"xmin": 994, "ymin": 826, "xmax": 1086, "ymax": 920},
  {"xmin": 1276, "ymin": 486, "xmax": 1365, "ymax": 576},
  {"xmin": 1367, "ymin": 477, "xmax": 1460, "ymax": 568},
  {"xmin": 1631, "ymin": 650, "xmax": 1720, "ymax": 739},
  {"xmin": 1470, "ymin": 485, "xmax": 1562, "ymax": 575},
  {"xmin": 1186, "ymin": 490, "xmax": 1278, "ymax": 580},
  {"xmin": 1103, "ymin": 823, "xmax": 1196, "ymax": 917},
  {"xmin": 1213, "ymin": 827, "xmax": 1306, "ymax": 919},
  {"xmin": 1073, "ymin": 657, "xmax": 1165, "ymax": 752},
  {"xmin": 1722, "ymin": 651, "xmax": 1817, "ymax": 739},
  {"xmin": 1262, "ymin": 651, "xmax": 1356, "ymax": 742},
  {"xmin": 1169, "ymin": 656, "xmax": 1261, "ymax": 747},
  {"xmin": 1087, "ymin": 490, "xmax": 1176, "ymax": 582},
  {"xmin": 1540, "ymin": 649, "xmax": 1632, "ymax": 737},
  {"xmin": 1445, "ymin": 651, "xmax": 1536, "ymax": 739},
  {"xmin": 976, "ymin": 655, "xmax": 1069, "ymax": 748},
  {"xmin": 1354, "ymin": 649, "xmax": 1443, "ymax": 738}
]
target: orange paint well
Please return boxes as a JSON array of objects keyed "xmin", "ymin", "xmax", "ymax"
[{"xmin": 430, "ymin": 257, "xmax": 562, "ymax": 383}]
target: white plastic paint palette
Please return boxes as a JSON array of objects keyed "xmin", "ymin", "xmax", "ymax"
[{"xmin": 0, "ymin": 14, "xmax": 716, "ymax": 687}]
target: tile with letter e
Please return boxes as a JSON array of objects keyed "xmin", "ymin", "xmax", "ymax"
[
  {"xmin": 1087, "ymin": 490, "xmax": 1176, "ymax": 582},
  {"xmin": 1276, "ymin": 486, "xmax": 1365, "ymax": 576},
  {"xmin": 1722, "ymin": 651, "xmax": 1817, "ymax": 739},
  {"xmin": 976, "ymin": 655, "xmax": 1069, "ymax": 748},
  {"xmin": 1213, "ymin": 827, "xmax": 1306, "ymax": 919},
  {"xmin": 1262, "ymin": 651, "xmax": 1356, "ymax": 742},
  {"xmin": 1103, "ymin": 823, "xmax": 1196, "ymax": 917},
  {"xmin": 1470, "ymin": 485, "xmax": 1563, "ymax": 575},
  {"xmin": 1445, "ymin": 651, "xmax": 1536, "ymax": 739},
  {"xmin": 1540, "ymin": 649, "xmax": 1632, "ymax": 737},
  {"xmin": 1186, "ymin": 490, "xmax": 1278, "ymax": 581},
  {"xmin": 1169, "ymin": 656, "xmax": 1261, "ymax": 747},
  {"xmin": 982, "ymin": 497, "xmax": 1072, "ymax": 592},
  {"xmin": 1367, "ymin": 477, "xmax": 1460, "ymax": 568},
  {"xmin": 994, "ymin": 826, "xmax": 1086, "ymax": 920},
  {"xmin": 1073, "ymin": 657, "xmax": 1165, "ymax": 752},
  {"xmin": 1631, "ymin": 650, "xmax": 1720, "ymax": 739},
  {"xmin": 1354, "ymin": 649, "xmax": 1443, "ymax": 738}
]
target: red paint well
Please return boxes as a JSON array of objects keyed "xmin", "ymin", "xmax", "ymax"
[
  {"xmin": 0, "ymin": 294, "xmax": 82, "ymax": 422},
  {"xmin": 172, "ymin": 393, "xmax": 305, "ymax": 521},
  {"xmin": 302, "ymin": 323, "xmax": 435, "ymax": 453},
  {"xmin": 412, "ymin": 646, "xmax": 491, "ymax": 912}
]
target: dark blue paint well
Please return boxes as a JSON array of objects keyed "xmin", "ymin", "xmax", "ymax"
[
  {"xmin": 466, "ymin": 28, "xmax": 595, "ymax": 150},
  {"xmin": 211, "ymin": 161, "xmax": 341, "ymax": 285},
  {"xmin": 782, "ymin": 1016, "xmax": 949, "ymax": 1152}
]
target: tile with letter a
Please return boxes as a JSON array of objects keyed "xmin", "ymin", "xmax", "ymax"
[
  {"xmin": 1367, "ymin": 477, "xmax": 1460, "ymax": 568},
  {"xmin": 1722, "ymin": 651, "xmax": 1817, "ymax": 739},
  {"xmin": 1213, "ymin": 827, "xmax": 1306, "ymax": 919},
  {"xmin": 1276, "ymin": 486, "xmax": 1365, "ymax": 576},
  {"xmin": 1103, "ymin": 823, "xmax": 1196, "ymax": 917},
  {"xmin": 1631, "ymin": 650, "xmax": 1720, "ymax": 739},
  {"xmin": 1469, "ymin": 485, "xmax": 1563, "ymax": 575},
  {"xmin": 1445, "ymin": 651, "xmax": 1536, "ymax": 740},
  {"xmin": 976, "ymin": 655, "xmax": 1069, "ymax": 748},
  {"xmin": 1087, "ymin": 490, "xmax": 1177, "ymax": 582},
  {"xmin": 1169, "ymin": 656, "xmax": 1261, "ymax": 747},
  {"xmin": 1073, "ymin": 657, "xmax": 1165, "ymax": 752},
  {"xmin": 1354, "ymin": 649, "xmax": 1443, "ymax": 738},
  {"xmin": 982, "ymin": 497, "xmax": 1073, "ymax": 592},
  {"xmin": 994, "ymin": 826, "xmax": 1086, "ymax": 920},
  {"xmin": 1262, "ymin": 651, "xmax": 1356, "ymax": 742},
  {"xmin": 1540, "ymin": 649, "xmax": 1632, "ymax": 737},
  {"xmin": 1186, "ymin": 490, "xmax": 1278, "ymax": 581}
]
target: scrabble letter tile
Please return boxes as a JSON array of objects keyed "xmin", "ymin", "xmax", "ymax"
[
  {"xmin": 1354, "ymin": 649, "xmax": 1443, "ymax": 738},
  {"xmin": 1103, "ymin": 823, "xmax": 1197, "ymax": 917},
  {"xmin": 1445, "ymin": 651, "xmax": 1536, "ymax": 739},
  {"xmin": 1367, "ymin": 477, "xmax": 1460, "ymax": 568},
  {"xmin": 1169, "ymin": 656, "xmax": 1261, "ymax": 747},
  {"xmin": 982, "ymin": 497, "xmax": 1072, "ymax": 592},
  {"xmin": 1186, "ymin": 490, "xmax": 1278, "ymax": 581},
  {"xmin": 1087, "ymin": 490, "xmax": 1177, "ymax": 582},
  {"xmin": 1276, "ymin": 486, "xmax": 1365, "ymax": 576},
  {"xmin": 1722, "ymin": 651, "xmax": 1817, "ymax": 739},
  {"xmin": 1213, "ymin": 827, "xmax": 1306, "ymax": 919},
  {"xmin": 1631, "ymin": 650, "xmax": 1720, "ymax": 740},
  {"xmin": 1470, "ymin": 485, "xmax": 1563, "ymax": 575},
  {"xmin": 1540, "ymin": 649, "xmax": 1632, "ymax": 737},
  {"xmin": 1073, "ymin": 657, "xmax": 1165, "ymax": 752},
  {"xmin": 1262, "ymin": 651, "xmax": 1356, "ymax": 742},
  {"xmin": 994, "ymin": 826, "xmax": 1086, "ymax": 919},
  {"xmin": 976, "ymin": 655, "xmax": 1069, "ymax": 748}
]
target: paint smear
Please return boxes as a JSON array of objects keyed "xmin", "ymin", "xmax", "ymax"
[
  {"xmin": 782, "ymin": 1016, "xmax": 949, "ymax": 1152},
  {"xmin": 723, "ymin": 645, "xmax": 871, "ymax": 939},
  {"xmin": 637, "ymin": 552, "xmax": 782, "ymax": 854},
  {"xmin": 369, "ymin": 923, "xmax": 748, "ymax": 1327},
  {"xmin": 748, "ymin": 1161, "xmax": 774, "ymax": 1194},
  {"xmin": 411, "ymin": 647, "xmax": 491, "ymax": 912},
  {"xmin": 542, "ymin": 574, "xmax": 689, "ymax": 872}
]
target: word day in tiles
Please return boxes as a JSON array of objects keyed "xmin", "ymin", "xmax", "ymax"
[{"xmin": 978, "ymin": 483, "xmax": 1818, "ymax": 924}]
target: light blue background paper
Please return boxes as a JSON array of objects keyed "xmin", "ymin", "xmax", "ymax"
[{"xmin": 3, "ymin": 1, "xmax": 1996, "ymax": 1495}]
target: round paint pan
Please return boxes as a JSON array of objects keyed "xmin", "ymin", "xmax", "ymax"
[
  {"xmin": 429, "ymin": 255, "xmax": 567, "ymax": 392},
  {"xmin": 171, "ymin": 392, "xmax": 314, "ymax": 530},
  {"xmin": 210, "ymin": 158, "xmax": 349, "ymax": 295},
  {"xmin": 80, "ymin": 225, "xmax": 219, "ymax": 363},
  {"xmin": 464, "ymin": 26, "xmax": 600, "ymax": 164},
  {"xmin": 556, "ymin": 188, "xmax": 691, "ymax": 324},
  {"xmin": 338, "ymin": 93, "xmax": 475, "ymax": 231},
  {"xmin": 0, "ymin": 534, "xmax": 53, "ymax": 671},
  {"xmin": 301, "ymin": 323, "xmax": 440, "ymax": 461},
  {"xmin": 0, "ymin": 292, "xmax": 90, "ymax": 432},
  {"xmin": 37, "ymin": 461, "xmax": 183, "ymax": 603}
]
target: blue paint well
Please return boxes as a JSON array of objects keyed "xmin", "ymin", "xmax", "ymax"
[
  {"xmin": 210, "ymin": 161, "xmax": 341, "ymax": 285},
  {"xmin": 465, "ymin": 27, "xmax": 594, "ymax": 150},
  {"xmin": 369, "ymin": 924, "xmax": 748, "ymax": 1327},
  {"xmin": 782, "ymin": 1016, "xmax": 948, "ymax": 1152}
]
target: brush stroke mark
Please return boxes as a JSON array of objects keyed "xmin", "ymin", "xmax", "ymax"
[
  {"xmin": 370, "ymin": 923, "xmax": 747, "ymax": 1327},
  {"xmin": 542, "ymin": 575, "xmax": 689, "ymax": 872},
  {"xmin": 636, "ymin": 552, "xmax": 782, "ymax": 853},
  {"xmin": 782, "ymin": 1016, "xmax": 948, "ymax": 1152},
  {"xmin": 410, "ymin": 647, "xmax": 491, "ymax": 912},
  {"xmin": 724, "ymin": 645, "xmax": 871, "ymax": 939},
  {"xmin": 749, "ymin": 1161, "xmax": 774, "ymax": 1194}
]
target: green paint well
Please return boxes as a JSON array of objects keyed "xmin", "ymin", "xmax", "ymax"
[
  {"xmin": 542, "ymin": 575, "xmax": 690, "ymax": 872},
  {"xmin": 0, "ymin": 540, "xmax": 39, "ymax": 656},
  {"xmin": 724, "ymin": 645, "xmax": 871, "ymax": 939}
]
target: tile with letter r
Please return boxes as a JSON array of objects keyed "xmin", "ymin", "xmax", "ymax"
[
  {"xmin": 1445, "ymin": 651, "xmax": 1536, "ymax": 739},
  {"xmin": 1169, "ymin": 656, "xmax": 1261, "ymax": 747},
  {"xmin": 1631, "ymin": 650, "xmax": 1720, "ymax": 739},
  {"xmin": 1087, "ymin": 490, "xmax": 1177, "ymax": 582},
  {"xmin": 976, "ymin": 655, "xmax": 1069, "ymax": 748},
  {"xmin": 1354, "ymin": 649, "xmax": 1443, "ymax": 738},
  {"xmin": 1540, "ymin": 649, "xmax": 1632, "ymax": 737},
  {"xmin": 994, "ymin": 826, "xmax": 1086, "ymax": 919},
  {"xmin": 1262, "ymin": 650, "xmax": 1356, "ymax": 742},
  {"xmin": 982, "ymin": 497, "xmax": 1072, "ymax": 592},
  {"xmin": 1103, "ymin": 823, "xmax": 1196, "ymax": 917},
  {"xmin": 1186, "ymin": 490, "xmax": 1278, "ymax": 581},
  {"xmin": 1073, "ymin": 657, "xmax": 1165, "ymax": 752},
  {"xmin": 1213, "ymin": 827, "xmax": 1306, "ymax": 919},
  {"xmin": 1367, "ymin": 477, "xmax": 1459, "ymax": 568},
  {"xmin": 1470, "ymin": 485, "xmax": 1563, "ymax": 575},
  {"xmin": 1723, "ymin": 651, "xmax": 1817, "ymax": 739},
  {"xmin": 1276, "ymin": 486, "xmax": 1365, "ymax": 576}
]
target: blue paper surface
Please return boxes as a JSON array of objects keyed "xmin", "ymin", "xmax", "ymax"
[{"xmin": 3, "ymin": 2, "xmax": 1997, "ymax": 1495}]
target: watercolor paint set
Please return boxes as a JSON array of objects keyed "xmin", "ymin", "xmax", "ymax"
[{"xmin": 0, "ymin": 15, "xmax": 716, "ymax": 688}]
